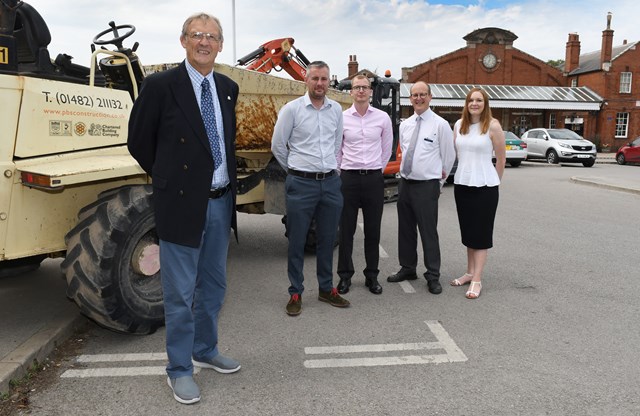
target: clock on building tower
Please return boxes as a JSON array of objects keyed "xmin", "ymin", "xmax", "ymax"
[{"xmin": 482, "ymin": 53, "xmax": 497, "ymax": 69}]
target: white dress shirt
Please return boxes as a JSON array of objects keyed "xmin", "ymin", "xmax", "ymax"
[{"xmin": 399, "ymin": 108, "xmax": 455, "ymax": 181}]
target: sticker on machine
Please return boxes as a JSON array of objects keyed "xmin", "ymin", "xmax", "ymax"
[{"xmin": 49, "ymin": 120, "xmax": 72, "ymax": 136}]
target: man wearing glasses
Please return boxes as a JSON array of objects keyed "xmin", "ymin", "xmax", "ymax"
[
  {"xmin": 387, "ymin": 82, "xmax": 455, "ymax": 295},
  {"xmin": 128, "ymin": 13, "xmax": 240, "ymax": 404},
  {"xmin": 336, "ymin": 75, "xmax": 393, "ymax": 295}
]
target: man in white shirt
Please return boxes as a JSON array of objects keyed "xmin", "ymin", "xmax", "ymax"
[{"xmin": 387, "ymin": 82, "xmax": 455, "ymax": 295}]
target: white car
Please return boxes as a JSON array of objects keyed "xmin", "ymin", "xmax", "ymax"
[
  {"xmin": 521, "ymin": 128, "xmax": 597, "ymax": 167},
  {"xmin": 503, "ymin": 131, "xmax": 527, "ymax": 167}
]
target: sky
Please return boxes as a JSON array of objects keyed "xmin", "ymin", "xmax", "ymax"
[{"xmin": 34, "ymin": 0, "xmax": 638, "ymax": 82}]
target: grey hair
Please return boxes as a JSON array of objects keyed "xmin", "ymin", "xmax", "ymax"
[{"xmin": 181, "ymin": 13, "xmax": 224, "ymax": 41}]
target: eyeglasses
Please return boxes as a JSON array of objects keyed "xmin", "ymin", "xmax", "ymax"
[
  {"xmin": 411, "ymin": 93, "xmax": 430, "ymax": 99},
  {"xmin": 352, "ymin": 85, "xmax": 370, "ymax": 91},
  {"xmin": 188, "ymin": 32, "xmax": 221, "ymax": 42}
]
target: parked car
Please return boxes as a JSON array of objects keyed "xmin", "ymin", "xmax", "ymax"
[
  {"xmin": 521, "ymin": 128, "xmax": 597, "ymax": 167},
  {"xmin": 615, "ymin": 136, "xmax": 640, "ymax": 165},
  {"xmin": 503, "ymin": 131, "xmax": 527, "ymax": 167}
]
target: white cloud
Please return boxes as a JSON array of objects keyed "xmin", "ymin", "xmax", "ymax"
[{"xmin": 31, "ymin": 0, "xmax": 638, "ymax": 81}]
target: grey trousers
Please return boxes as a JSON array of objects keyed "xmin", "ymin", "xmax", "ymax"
[{"xmin": 396, "ymin": 178, "xmax": 441, "ymax": 281}]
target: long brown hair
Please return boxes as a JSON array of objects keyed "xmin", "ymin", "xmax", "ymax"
[{"xmin": 460, "ymin": 87, "xmax": 492, "ymax": 134}]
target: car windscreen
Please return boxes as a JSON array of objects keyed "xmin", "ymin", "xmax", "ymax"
[
  {"xmin": 548, "ymin": 129, "xmax": 582, "ymax": 140},
  {"xmin": 503, "ymin": 131, "xmax": 520, "ymax": 141}
]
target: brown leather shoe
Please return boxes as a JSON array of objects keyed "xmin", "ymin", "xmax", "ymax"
[
  {"xmin": 318, "ymin": 288, "xmax": 350, "ymax": 307},
  {"xmin": 286, "ymin": 294, "xmax": 302, "ymax": 316}
]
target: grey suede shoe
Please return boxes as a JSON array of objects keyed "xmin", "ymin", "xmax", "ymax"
[
  {"xmin": 167, "ymin": 376, "xmax": 200, "ymax": 405},
  {"xmin": 193, "ymin": 354, "xmax": 241, "ymax": 374}
]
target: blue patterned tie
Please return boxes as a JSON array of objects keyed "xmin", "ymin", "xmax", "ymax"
[{"xmin": 201, "ymin": 78, "xmax": 224, "ymax": 168}]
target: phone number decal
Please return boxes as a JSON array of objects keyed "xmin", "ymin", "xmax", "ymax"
[{"xmin": 41, "ymin": 91, "xmax": 126, "ymax": 110}]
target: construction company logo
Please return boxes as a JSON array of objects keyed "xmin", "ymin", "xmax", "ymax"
[
  {"xmin": 0, "ymin": 46, "xmax": 8, "ymax": 64},
  {"xmin": 88, "ymin": 123, "xmax": 122, "ymax": 138},
  {"xmin": 88, "ymin": 123, "xmax": 103, "ymax": 136},
  {"xmin": 74, "ymin": 122, "xmax": 87, "ymax": 136},
  {"xmin": 49, "ymin": 120, "xmax": 72, "ymax": 136}
]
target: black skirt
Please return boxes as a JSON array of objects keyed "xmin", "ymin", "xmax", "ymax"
[{"xmin": 454, "ymin": 184, "xmax": 499, "ymax": 249}]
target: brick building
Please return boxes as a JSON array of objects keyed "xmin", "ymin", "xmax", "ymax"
[
  {"xmin": 565, "ymin": 13, "xmax": 640, "ymax": 150},
  {"xmin": 392, "ymin": 15, "xmax": 638, "ymax": 150}
]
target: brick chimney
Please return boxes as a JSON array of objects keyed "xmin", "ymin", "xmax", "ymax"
[
  {"xmin": 348, "ymin": 55, "xmax": 358, "ymax": 78},
  {"xmin": 601, "ymin": 12, "xmax": 614, "ymax": 65},
  {"xmin": 565, "ymin": 33, "xmax": 581, "ymax": 73}
]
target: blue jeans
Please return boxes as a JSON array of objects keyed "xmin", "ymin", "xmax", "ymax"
[
  {"xmin": 159, "ymin": 192, "xmax": 232, "ymax": 379},
  {"xmin": 285, "ymin": 173, "xmax": 343, "ymax": 295}
]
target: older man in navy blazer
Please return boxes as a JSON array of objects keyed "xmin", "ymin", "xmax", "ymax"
[{"xmin": 128, "ymin": 12, "xmax": 239, "ymax": 405}]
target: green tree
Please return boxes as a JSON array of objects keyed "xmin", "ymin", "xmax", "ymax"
[{"xmin": 546, "ymin": 59, "xmax": 565, "ymax": 68}]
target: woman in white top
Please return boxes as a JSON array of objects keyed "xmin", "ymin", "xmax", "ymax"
[{"xmin": 450, "ymin": 88, "xmax": 505, "ymax": 299}]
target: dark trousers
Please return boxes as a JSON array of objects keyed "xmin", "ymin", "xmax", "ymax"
[
  {"xmin": 338, "ymin": 170, "xmax": 384, "ymax": 280},
  {"xmin": 396, "ymin": 178, "xmax": 441, "ymax": 281},
  {"xmin": 285, "ymin": 173, "xmax": 343, "ymax": 295}
]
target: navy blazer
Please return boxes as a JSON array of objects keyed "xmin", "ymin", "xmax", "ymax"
[{"xmin": 128, "ymin": 61, "xmax": 239, "ymax": 247}]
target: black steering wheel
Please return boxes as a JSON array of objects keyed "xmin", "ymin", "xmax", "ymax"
[{"xmin": 93, "ymin": 21, "xmax": 136, "ymax": 50}]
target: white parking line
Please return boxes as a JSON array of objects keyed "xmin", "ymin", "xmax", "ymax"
[
  {"xmin": 358, "ymin": 222, "xmax": 388, "ymax": 258},
  {"xmin": 306, "ymin": 342, "xmax": 443, "ymax": 355},
  {"xmin": 398, "ymin": 280, "xmax": 416, "ymax": 293},
  {"xmin": 60, "ymin": 353, "xmax": 202, "ymax": 378},
  {"xmin": 61, "ymin": 367, "xmax": 168, "ymax": 378},
  {"xmin": 76, "ymin": 352, "xmax": 167, "ymax": 363},
  {"xmin": 303, "ymin": 320, "xmax": 466, "ymax": 368}
]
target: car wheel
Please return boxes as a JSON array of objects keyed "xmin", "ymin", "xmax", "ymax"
[
  {"xmin": 616, "ymin": 153, "xmax": 626, "ymax": 165},
  {"xmin": 546, "ymin": 150, "xmax": 559, "ymax": 164},
  {"xmin": 582, "ymin": 160, "xmax": 595, "ymax": 167},
  {"xmin": 509, "ymin": 160, "xmax": 521, "ymax": 167}
]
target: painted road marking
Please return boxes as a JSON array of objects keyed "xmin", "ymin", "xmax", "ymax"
[
  {"xmin": 61, "ymin": 367, "xmax": 168, "ymax": 378},
  {"xmin": 358, "ymin": 222, "xmax": 388, "ymax": 258},
  {"xmin": 76, "ymin": 352, "xmax": 167, "ymax": 363},
  {"xmin": 398, "ymin": 280, "xmax": 416, "ymax": 293},
  {"xmin": 303, "ymin": 320, "xmax": 466, "ymax": 368},
  {"xmin": 60, "ymin": 353, "xmax": 200, "ymax": 378}
]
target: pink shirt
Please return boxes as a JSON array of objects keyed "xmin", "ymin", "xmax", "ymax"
[{"xmin": 338, "ymin": 104, "xmax": 393, "ymax": 170}]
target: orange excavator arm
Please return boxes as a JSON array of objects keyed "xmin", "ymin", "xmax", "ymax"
[{"xmin": 236, "ymin": 38, "xmax": 310, "ymax": 81}]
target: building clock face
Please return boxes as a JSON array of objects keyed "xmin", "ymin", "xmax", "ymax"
[{"xmin": 482, "ymin": 53, "xmax": 497, "ymax": 69}]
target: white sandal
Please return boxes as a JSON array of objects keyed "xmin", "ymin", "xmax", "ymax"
[
  {"xmin": 450, "ymin": 273, "xmax": 472, "ymax": 286},
  {"xmin": 465, "ymin": 281, "xmax": 482, "ymax": 299}
]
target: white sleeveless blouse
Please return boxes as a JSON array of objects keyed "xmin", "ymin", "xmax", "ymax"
[{"xmin": 453, "ymin": 121, "xmax": 500, "ymax": 187}]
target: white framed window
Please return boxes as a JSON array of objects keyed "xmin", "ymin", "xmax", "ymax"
[
  {"xmin": 620, "ymin": 72, "xmax": 632, "ymax": 93},
  {"xmin": 615, "ymin": 112, "xmax": 629, "ymax": 138},
  {"xmin": 549, "ymin": 113, "xmax": 556, "ymax": 128},
  {"xmin": 570, "ymin": 78, "xmax": 577, "ymax": 87}
]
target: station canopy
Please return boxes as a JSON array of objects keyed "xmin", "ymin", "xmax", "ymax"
[{"xmin": 400, "ymin": 84, "xmax": 603, "ymax": 111}]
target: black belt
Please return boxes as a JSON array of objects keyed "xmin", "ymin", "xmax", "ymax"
[
  {"xmin": 209, "ymin": 184, "xmax": 230, "ymax": 199},
  {"xmin": 402, "ymin": 178, "xmax": 437, "ymax": 184},
  {"xmin": 288, "ymin": 169, "xmax": 335, "ymax": 180},
  {"xmin": 343, "ymin": 169, "xmax": 381, "ymax": 175}
]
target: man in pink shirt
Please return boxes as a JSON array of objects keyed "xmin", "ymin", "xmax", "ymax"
[{"xmin": 337, "ymin": 74, "xmax": 393, "ymax": 295}]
